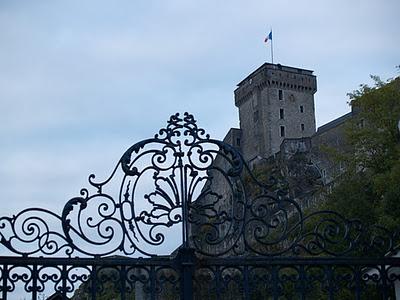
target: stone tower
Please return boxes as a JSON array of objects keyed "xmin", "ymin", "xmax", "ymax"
[{"xmin": 234, "ymin": 63, "xmax": 317, "ymax": 163}]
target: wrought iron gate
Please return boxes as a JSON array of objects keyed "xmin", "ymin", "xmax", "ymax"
[{"xmin": 1, "ymin": 113, "xmax": 399, "ymax": 299}]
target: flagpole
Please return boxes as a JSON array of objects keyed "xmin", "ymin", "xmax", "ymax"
[{"xmin": 270, "ymin": 28, "xmax": 274, "ymax": 64}]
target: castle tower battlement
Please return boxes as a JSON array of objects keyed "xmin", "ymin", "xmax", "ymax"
[{"xmin": 234, "ymin": 63, "xmax": 317, "ymax": 162}]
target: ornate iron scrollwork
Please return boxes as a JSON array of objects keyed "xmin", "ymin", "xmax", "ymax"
[{"xmin": 0, "ymin": 112, "xmax": 398, "ymax": 258}]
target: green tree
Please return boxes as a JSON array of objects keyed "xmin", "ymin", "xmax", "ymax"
[{"xmin": 322, "ymin": 74, "xmax": 400, "ymax": 231}]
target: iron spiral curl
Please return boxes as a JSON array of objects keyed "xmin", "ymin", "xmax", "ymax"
[{"xmin": 0, "ymin": 112, "xmax": 398, "ymax": 259}]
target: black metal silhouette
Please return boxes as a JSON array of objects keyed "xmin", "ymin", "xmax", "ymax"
[{"xmin": 0, "ymin": 113, "xmax": 399, "ymax": 299}]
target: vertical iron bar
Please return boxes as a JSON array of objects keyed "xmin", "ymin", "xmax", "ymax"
[
  {"xmin": 183, "ymin": 165, "xmax": 189, "ymax": 248},
  {"xmin": 207, "ymin": 271, "xmax": 212, "ymax": 300},
  {"xmin": 380, "ymin": 264, "xmax": 388, "ymax": 300},
  {"xmin": 61, "ymin": 265, "xmax": 67, "ymax": 300},
  {"xmin": 179, "ymin": 158, "xmax": 188, "ymax": 248},
  {"xmin": 178, "ymin": 248, "xmax": 194, "ymax": 300},
  {"xmin": 271, "ymin": 265, "xmax": 279, "ymax": 300},
  {"xmin": 298, "ymin": 265, "xmax": 306, "ymax": 300},
  {"xmin": 215, "ymin": 266, "xmax": 221, "ymax": 300},
  {"xmin": 354, "ymin": 265, "xmax": 361, "ymax": 300},
  {"xmin": 150, "ymin": 266, "xmax": 156, "ymax": 300},
  {"xmin": 181, "ymin": 266, "xmax": 193, "ymax": 300},
  {"xmin": 326, "ymin": 265, "xmax": 334, "ymax": 300},
  {"xmin": 243, "ymin": 266, "xmax": 249, "ymax": 300},
  {"xmin": 120, "ymin": 265, "xmax": 126, "ymax": 300},
  {"xmin": 91, "ymin": 265, "xmax": 97, "ymax": 300},
  {"xmin": 31, "ymin": 265, "xmax": 38, "ymax": 300},
  {"xmin": 2, "ymin": 264, "xmax": 8, "ymax": 300}
]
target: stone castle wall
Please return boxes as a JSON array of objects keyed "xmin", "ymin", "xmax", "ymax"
[
  {"xmin": 223, "ymin": 62, "xmax": 353, "ymax": 207},
  {"xmin": 234, "ymin": 63, "xmax": 317, "ymax": 162}
]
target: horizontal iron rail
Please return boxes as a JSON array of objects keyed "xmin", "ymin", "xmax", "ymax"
[
  {"xmin": 197, "ymin": 257, "xmax": 400, "ymax": 266},
  {"xmin": 1, "ymin": 256, "xmax": 400, "ymax": 267},
  {"xmin": 0, "ymin": 256, "xmax": 176, "ymax": 266}
]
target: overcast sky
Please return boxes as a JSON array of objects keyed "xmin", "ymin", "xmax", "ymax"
[{"xmin": 0, "ymin": 0, "xmax": 399, "ymax": 256}]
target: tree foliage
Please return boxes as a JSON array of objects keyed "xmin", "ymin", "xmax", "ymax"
[{"xmin": 322, "ymin": 74, "xmax": 400, "ymax": 230}]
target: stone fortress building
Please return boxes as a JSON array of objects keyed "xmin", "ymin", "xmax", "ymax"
[
  {"xmin": 232, "ymin": 63, "xmax": 317, "ymax": 161},
  {"xmin": 223, "ymin": 63, "xmax": 353, "ymax": 204}
]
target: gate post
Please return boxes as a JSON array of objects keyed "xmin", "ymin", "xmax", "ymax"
[{"xmin": 176, "ymin": 247, "xmax": 195, "ymax": 300}]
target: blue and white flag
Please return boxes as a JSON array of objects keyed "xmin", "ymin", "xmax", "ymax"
[{"xmin": 264, "ymin": 31, "xmax": 272, "ymax": 43}]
